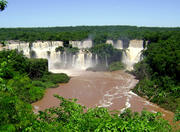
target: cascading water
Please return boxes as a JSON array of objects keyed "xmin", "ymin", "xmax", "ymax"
[
  {"xmin": 95, "ymin": 54, "xmax": 98, "ymax": 65},
  {"xmin": 72, "ymin": 55, "xmax": 76, "ymax": 66},
  {"xmin": 3, "ymin": 40, "xmax": 95, "ymax": 71},
  {"xmin": 105, "ymin": 56, "xmax": 108, "ymax": 67},
  {"xmin": 106, "ymin": 40, "xmax": 114, "ymax": 45},
  {"xmin": 106, "ymin": 40, "xmax": 123, "ymax": 49},
  {"xmin": 122, "ymin": 40, "xmax": 144, "ymax": 70},
  {"xmin": 75, "ymin": 50, "xmax": 85, "ymax": 69},
  {"xmin": 86, "ymin": 52, "xmax": 93, "ymax": 67},
  {"xmin": 106, "ymin": 39, "xmax": 144, "ymax": 70},
  {"xmin": 2, "ymin": 39, "xmax": 144, "ymax": 71},
  {"xmin": 70, "ymin": 39, "xmax": 93, "ymax": 49},
  {"xmin": 115, "ymin": 40, "xmax": 123, "ymax": 49},
  {"xmin": 72, "ymin": 50, "xmax": 93, "ymax": 69}
]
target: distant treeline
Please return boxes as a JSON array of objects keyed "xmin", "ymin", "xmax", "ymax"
[{"xmin": 1, "ymin": 26, "xmax": 180, "ymax": 44}]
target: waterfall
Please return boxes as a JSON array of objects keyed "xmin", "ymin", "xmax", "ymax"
[
  {"xmin": 85, "ymin": 52, "xmax": 93, "ymax": 67},
  {"xmin": 106, "ymin": 39, "xmax": 143, "ymax": 70},
  {"xmin": 75, "ymin": 50, "xmax": 86, "ymax": 69},
  {"xmin": 72, "ymin": 55, "xmax": 76, "ymax": 66},
  {"xmin": 95, "ymin": 54, "xmax": 98, "ymax": 65},
  {"xmin": 105, "ymin": 56, "xmax": 108, "ymax": 67},
  {"xmin": 6, "ymin": 42, "xmax": 30, "ymax": 57},
  {"xmin": 106, "ymin": 40, "xmax": 123, "ymax": 49},
  {"xmin": 69, "ymin": 39, "xmax": 93, "ymax": 49},
  {"xmin": 2, "ymin": 39, "xmax": 144, "ymax": 71},
  {"xmin": 63, "ymin": 52, "xmax": 67, "ymax": 67},
  {"xmin": 115, "ymin": 40, "xmax": 123, "ymax": 49},
  {"xmin": 122, "ymin": 40, "xmax": 144, "ymax": 70},
  {"xmin": 106, "ymin": 40, "xmax": 114, "ymax": 46}
]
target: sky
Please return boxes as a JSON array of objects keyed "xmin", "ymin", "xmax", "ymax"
[{"xmin": 0, "ymin": 0, "xmax": 180, "ymax": 27}]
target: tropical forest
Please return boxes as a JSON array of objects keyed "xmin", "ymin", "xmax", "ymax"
[{"xmin": 0, "ymin": 0, "xmax": 179, "ymax": 131}]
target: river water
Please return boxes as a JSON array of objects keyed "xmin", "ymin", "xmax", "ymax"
[{"xmin": 32, "ymin": 70, "xmax": 175, "ymax": 124}]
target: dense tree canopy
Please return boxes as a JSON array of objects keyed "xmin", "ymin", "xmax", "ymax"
[
  {"xmin": 0, "ymin": 50, "xmax": 70, "ymax": 131},
  {"xmin": 132, "ymin": 31, "xmax": 180, "ymax": 115},
  {"xmin": 0, "ymin": 26, "xmax": 180, "ymax": 44}
]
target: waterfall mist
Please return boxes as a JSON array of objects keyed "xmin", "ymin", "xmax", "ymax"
[{"xmin": 2, "ymin": 39, "xmax": 144, "ymax": 72}]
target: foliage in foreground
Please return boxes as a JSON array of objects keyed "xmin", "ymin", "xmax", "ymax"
[
  {"xmin": 0, "ymin": 50, "xmax": 70, "ymax": 103},
  {"xmin": 0, "ymin": 50, "xmax": 70, "ymax": 131},
  {"xmin": 0, "ymin": 0, "xmax": 7, "ymax": 11},
  {"xmin": 25, "ymin": 95, "xmax": 171, "ymax": 132},
  {"xmin": 174, "ymin": 109, "xmax": 180, "ymax": 122}
]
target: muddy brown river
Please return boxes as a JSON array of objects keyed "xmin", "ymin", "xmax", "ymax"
[{"xmin": 32, "ymin": 70, "xmax": 176, "ymax": 124}]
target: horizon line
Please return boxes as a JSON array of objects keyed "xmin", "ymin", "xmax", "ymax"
[{"xmin": 0, "ymin": 24, "xmax": 180, "ymax": 29}]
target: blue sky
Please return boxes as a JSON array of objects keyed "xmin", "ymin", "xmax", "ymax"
[{"xmin": 0, "ymin": 0, "xmax": 180, "ymax": 27}]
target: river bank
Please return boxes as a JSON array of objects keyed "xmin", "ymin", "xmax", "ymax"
[{"xmin": 32, "ymin": 70, "xmax": 176, "ymax": 124}]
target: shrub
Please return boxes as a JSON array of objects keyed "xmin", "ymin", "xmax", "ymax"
[
  {"xmin": 41, "ymin": 73, "xmax": 70, "ymax": 84},
  {"xmin": 55, "ymin": 46, "xmax": 65, "ymax": 52},
  {"xmin": 174, "ymin": 108, "xmax": 180, "ymax": 121},
  {"xmin": 28, "ymin": 58, "xmax": 48, "ymax": 79},
  {"xmin": 109, "ymin": 61, "xmax": 125, "ymax": 71},
  {"xmin": 29, "ymin": 86, "xmax": 44, "ymax": 102},
  {"xmin": 90, "ymin": 43, "xmax": 123, "ymax": 65},
  {"xmin": 133, "ymin": 60, "xmax": 151, "ymax": 80},
  {"xmin": 66, "ymin": 47, "xmax": 79, "ymax": 54},
  {"xmin": 32, "ymin": 80, "xmax": 46, "ymax": 88},
  {"xmin": 0, "ymin": 50, "xmax": 29, "ymax": 78}
]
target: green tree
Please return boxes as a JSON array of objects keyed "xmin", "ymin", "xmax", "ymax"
[
  {"xmin": 133, "ymin": 32, "xmax": 180, "ymax": 113},
  {"xmin": 90, "ymin": 43, "xmax": 123, "ymax": 65},
  {"xmin": 0, "ymin": 0, "xmax": 7, "ymax": 11}
]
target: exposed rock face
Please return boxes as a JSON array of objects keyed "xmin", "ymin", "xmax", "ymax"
[
  {"xmin": 69, "ymin": 41, "xmax": 82, "ymax": 48},
  {"xmin": 69, "ymin": 39, "xmax": 93, "ymax": 49},
  {"xmin": 106, "ymin": 40, "xmax": 114, "ymax": 45},
  {"xmin": 129, "ymin": 40, "xmax": 144, "ymax": 48}
]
